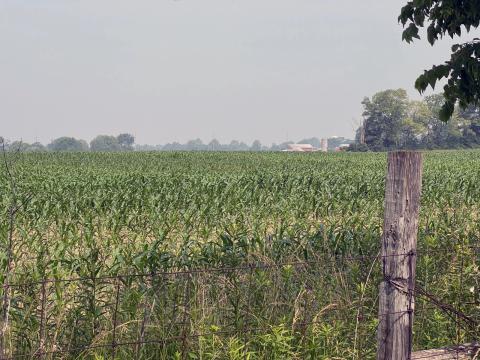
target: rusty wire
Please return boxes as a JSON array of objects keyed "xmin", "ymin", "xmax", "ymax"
[
  {"xmin": 0, "ymin": 245, "xmax": 477, "ymax": 359},
  {"xmin": 5, "ymin": 245, "xmax": 480, "ymax": 289}
]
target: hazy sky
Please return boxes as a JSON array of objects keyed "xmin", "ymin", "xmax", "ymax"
[{"xmin": 0, "ymin": 1, "xmax": 476, "ymax": 145}]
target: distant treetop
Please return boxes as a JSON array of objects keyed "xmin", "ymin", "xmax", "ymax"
[{"xmin": 48, "ymin": 137, "xmax": 89, "ymax": 152}]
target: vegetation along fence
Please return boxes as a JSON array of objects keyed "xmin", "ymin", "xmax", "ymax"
[{"xmin": 0, "ymin": 149, "xmax": 479, "ymax": 359}]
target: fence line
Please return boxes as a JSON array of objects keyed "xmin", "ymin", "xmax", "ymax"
[
  {"xmin": 0, "ymin": 252, "xmax": 476, "ymax": 360},
  {"xmin": 4, "ymin": 307, "xmax": 443, "ymax": 360},
  {"xmin": 5, "ymin": 246, "xmax": 479, "ymax": 289},
  {"xmin": 2, "ymin": 252, "xmax": 474, "ymax": 360},
  {"xmin": 0, "ymin": 247, "xmax": 477, "ymax": 358}
]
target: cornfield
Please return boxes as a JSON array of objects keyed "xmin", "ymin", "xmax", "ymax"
[{"xmin": 0, "ymin": 151, "xmax": 478, "ymax": 359}]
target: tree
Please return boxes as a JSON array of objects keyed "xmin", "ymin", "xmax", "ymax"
[
  {"xmin": 277, "ymin": 141, "xmax": 294, "ymax": 151},
  {"xmin": 400, "ymin": 100, "xmax": 430, "ymax": 149},
  {"xmin": 270, "ymin": 143, "xmax": 280, "ymax": 151},
  {"xmin": 421, "ymin": 94, "xmax": 465, "ymax": 148},
  {"xmin": 353, "ymin": 89, "xmax": 480, "ymax": 151},
  {"xmin": 327, "ymin": 137, "xmax": 353, "ymax": 150},
  {"xmin": 90, "ymin": 135, "xmax": 121, "ymax": 152},
  {"xmin": 117, "ymin": 133, "xmax": 135, "ymax": 151},
  {"xmin": 162, "ymin": 142, "xmax": 182, "ymax": 151},
  {"xmin": 399, "ymin": 1, "xmax": 480, "ymax": 121},
  {"xmin": 362, "ymin": 89, "xmax": 409, "ymax": 151},
  {"xmin": 251, "ymin": 140, "xmax": 262, "ymax": 151},
  {"xmin": 459, "ymin": 105, "xmax": 480, "ymax": 144},
  {"xmin": 237, "ymin": 142, "xmax": 250, "ymax": 151},
  {"xmin": 208, "ymin": 139, "xmax": 220, "ymax": 151},
  {"xmin": 228, "ymin": 140, "xmax": 241, "ymax": 151},
  {"xmin": 348, "ymin": 143, "xmax": 369, "ymax": 152},
  {"xmin": 48, "ymin": 137, "xmax": 89, "ymax": 152},
  {"xmin": 7, "ymin": 141, "xmax": 30, "ymax": 152},
  {"xmin": 185, "ymin": 138, "xmax": 205, "ymax": 151},
  {"xmin": 29, "ymin": 142, "xmax": 47, "ymax": 152}
]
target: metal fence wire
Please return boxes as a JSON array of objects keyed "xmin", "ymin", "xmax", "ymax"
[{"xmin": 0, "ymin": 247, "xmax": 478, "ymax": 359}]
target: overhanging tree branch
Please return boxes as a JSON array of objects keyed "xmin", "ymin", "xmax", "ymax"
[{"xmin": 399, "ymin": 1, "xmax": 480, "ymax": 121}]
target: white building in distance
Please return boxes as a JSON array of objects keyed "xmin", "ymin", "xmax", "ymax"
[
  {"xmin": 320, "ymin": 138, "xmax": 328, "ymax": 152},
  {"xmin": 283, "ymin": 144, "xmax": 318, "ymax": 152}
]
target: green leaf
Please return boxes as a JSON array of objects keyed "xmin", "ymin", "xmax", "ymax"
[
  {"xmin": 398, "ymin": 4, "xmax": 414, "ymax": 25},
  {"xmin": 427, "ymin": 25, "xmax": 437, "ymax": 45},
  {"xmin": 402, "ymin": 23, "xmax": 420, "ymax": 43},
  {"xmin": 439, "ymin": 101, "xmax": 455, "ymax": 122},
  {"xmin": 414, "ymin": 74, "xmax": 429, "ymax": 93}
]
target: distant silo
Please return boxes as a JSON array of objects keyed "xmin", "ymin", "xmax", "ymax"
[{"xmin": 320, "ymin": 138, "xmax": 328, "ymax": 152}]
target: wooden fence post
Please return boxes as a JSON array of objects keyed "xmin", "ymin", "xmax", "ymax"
[{"xmin": 377, "ymin": 151, "xmax": 423, "ymax": 360}]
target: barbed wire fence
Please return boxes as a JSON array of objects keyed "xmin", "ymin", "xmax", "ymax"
[{"xmin": 0, "ymin": 247, "xmax": 477, "ymax": 359}]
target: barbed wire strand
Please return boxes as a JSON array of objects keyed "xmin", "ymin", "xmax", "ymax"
[{"xmin": 5, "ymin": 245, "xmax": 480, "ymax": 289}]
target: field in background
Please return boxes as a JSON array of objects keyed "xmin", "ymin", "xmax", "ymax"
[{"xmin": 0, "ymin": 151, "xmax": 479, "ymax": 359}]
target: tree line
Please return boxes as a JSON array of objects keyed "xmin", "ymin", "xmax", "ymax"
[
  {"xmin": 2, "ymin": 135, "xmax": 352, "ymax": 152},
  {"xmin": 137, "ymin": 137, "xmax": 351, "ymax": 152},
  {"xmin": 351, "ymin": 89, "xmax": 480, "ymax": 152},
  {"xmin": 2, "ymin": 134, "xmax": 135, "ymax": 152}
]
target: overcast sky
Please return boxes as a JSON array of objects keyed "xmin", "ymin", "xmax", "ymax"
[{"xmin": 0, "ymin": 0, "xmax": 476, "ymax": 145}]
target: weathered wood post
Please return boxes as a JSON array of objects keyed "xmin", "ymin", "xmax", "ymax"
[{"xmin": 377, "ymin": 151, "xmax": 423, "ymax": 360}]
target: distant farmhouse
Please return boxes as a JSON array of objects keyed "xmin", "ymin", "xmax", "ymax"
[
  {"xmin": 282, "ymin": 143, "xmax": 319, "ymax": 152},
  {"xmin": 282, "ymin": 139, "xmax": 329, "ymax": 152}
]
